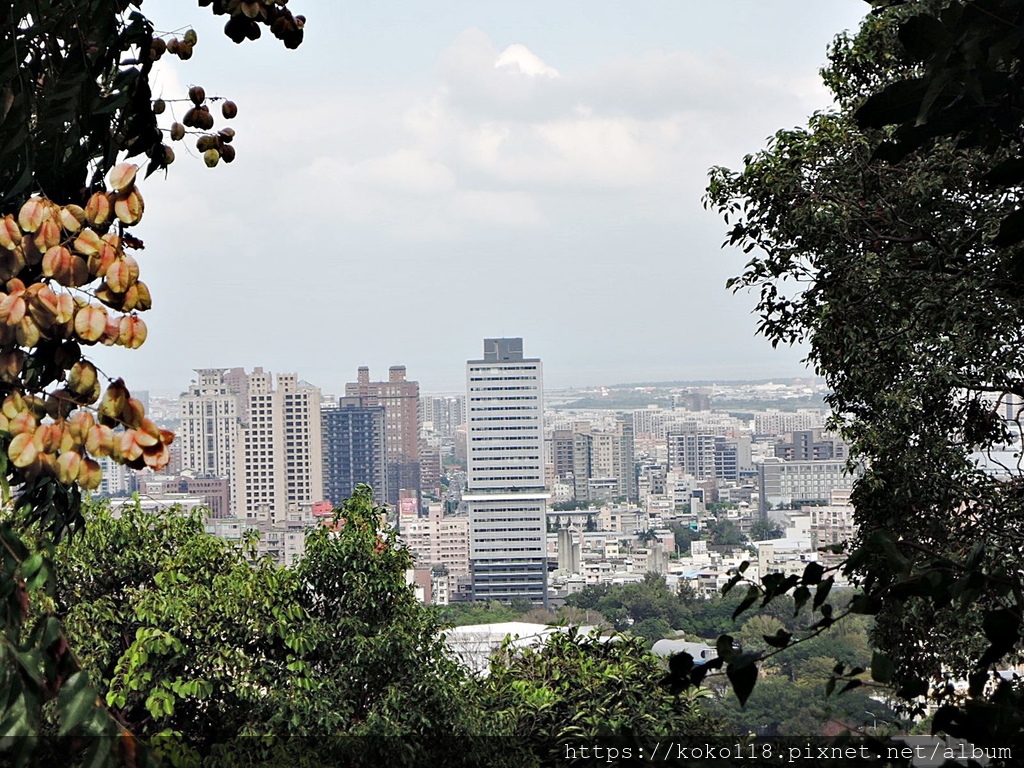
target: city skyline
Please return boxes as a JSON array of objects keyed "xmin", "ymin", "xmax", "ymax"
[{"xmin": 85, "ymin": 0, "xmax": 866, "ymax": 397}]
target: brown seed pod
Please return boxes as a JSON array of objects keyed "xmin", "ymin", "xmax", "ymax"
[
  {"xmin": 196, "ymin": 108, "xmax": 215, "ymax": 131},
  {"xmin": 189, "ymin": 85, "xmax": 206, "ymax": 105},
  {"xmin": 170, "ymin": 122, "xmax": 185, "ymax": 141},
  {"xmin": 221, "ymin": 144, "xmax": 236, "ymax": 164},
  {"xmin": 153, "ymin": 98, "xmax": 166, "ymax": 115},
  {"xmin": 221, "ymin": 100, "xmax": 238, "ymax": 119},
  {"xmin": 196, "ymin": 135, "xmax": 218, "ymax": 153}
]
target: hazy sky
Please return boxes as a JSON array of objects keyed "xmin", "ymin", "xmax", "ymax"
[{"xmin": 90, "ymin": 1, "xmax": 868, "ymax": 395}]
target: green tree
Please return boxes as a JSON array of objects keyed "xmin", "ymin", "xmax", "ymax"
[
  {"xmin": 749, "ymin": 517, "xmax": 784, "ymax": 542},
  {"xmin": 704, "ymin": 0, "xmax": 1024, "ymax": 747},
  {"xmin": 566, "ymin": 574, "xmax": 691, "ymax": 634},
  {"xmin": 667, "ymin": 520, "xmax": 695, "ymax": 554},
  {"xmin": 48, "ymin": 489, "xmax": 482, "ymax": 767},
  {"xmin": 705, "ymin": 519, "xmax": 745, "ymax": 547},
  {"xmin": 480, "ymin": 629, "xmax": 717, "ymax": 765}
]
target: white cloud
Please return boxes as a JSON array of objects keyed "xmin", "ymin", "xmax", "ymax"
[
  {"xmin": 152, "ymin": 27, "xmax": 830, "ymax": 246},
  {"xmin": 495, "ymin": 44, "xmax": 560, "ymax": 78}
]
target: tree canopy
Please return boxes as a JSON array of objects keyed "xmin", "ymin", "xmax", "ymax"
[
  {"xmin": 44, "ymin": 489, "xmax": 481, "ymax": 767},
  {"xmin": 704, "ymin": 0, "xmax": 1024, "ymax": 749}
]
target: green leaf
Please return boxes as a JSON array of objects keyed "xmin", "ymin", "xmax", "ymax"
[
  {"xmin": 763, "ymin": 628, "xmax": 792, "ymax": 648},
  {"xmin": 993, "ymin": 208, "xmax": 1024, "ymax": 247},
  {"xmin": 871, "ymin": 651, "xmax": 895, "ymax": 684},
  {"xmin": 812, "ymin": 577, "xmax": 834, "ymax": 610},
  {"xmin": 716, "ymin": 634, "xmax": 737, "ymax": 663},
  {"xmin": 732, "ymin": 585, "xmax": 760, "ymax": 620},
  {"xmin": 726, "ymin": 656, "xmax": 759, "ymax": 707},
  {"xmin": 983, "ymin": 157, "xmax": 1024, "ymax": 186},
  {"xmin": 979, "ymin": 608, "xmax": 1020, "ymax": 668},
  {"xmin": 838, "ymin": 679, "xmax": 863, "ymax": 695},
  {"xmin": 57, "ymin": 671, "xmax": 96, "ymax": 736},
  {"xmin": 855, "ymin": 77, "xmax": 929, "ymax": 128},
  {"xmin": 897, "ymin": 13, "xmax": 951, "ymax": 60},
  {"xmin": 792, "ymin": 585, "xmax": 811, "ymax": 616},
  {"xmin": 897, "ymin": 677, "xmax": 929, "ymax": 700},
  {"xmin": 801, "ymin": 561, "xmax": 824, "ymax": 585}
]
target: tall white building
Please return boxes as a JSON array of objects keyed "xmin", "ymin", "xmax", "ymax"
[
  {"xmin": 179, "ymin": 369, "xmax": 240, "ymax": 487},
  {"xmin": 234, "ymin": 370, "xmax": 324, "ymax": 520},
  {"xmin": 464, "ymin": 338, "xmax": 549, "ymax": 605}
]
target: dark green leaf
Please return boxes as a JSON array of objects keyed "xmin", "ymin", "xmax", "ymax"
[
  {"xmin": 871, "ymin": 651, "xmax": 895, "ymax": 684},
  {"xmin": 726, "ymin": 657, "xmax": 759, "ymax": 707}
]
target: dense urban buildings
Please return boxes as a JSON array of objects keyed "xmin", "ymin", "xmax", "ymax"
[
  {"xmin": 101, "ymin": 364, "xmax": 874, "ymax": 607},
  {"xmin": 464, "ymin": 338, "xmax": 549, "ymax": 606},
  {"xmin": 321, "ymin": 397, "xmax": 387, "ymax": 506},
  {"xmin": 178, "ymin": 368, "xmax": 241, "ymax": 508},
  {"xmin": 346, "ymin": 366, "xmax": 421, "ymax": 507},
  {"xmin": 234, "ymin": 370, "xmax": 323, "ymax": 520}
]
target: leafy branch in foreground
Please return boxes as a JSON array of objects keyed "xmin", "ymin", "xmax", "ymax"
[
  {"xmin": 0, "ymin": 0, "xmax": 306, "ymax": 764},
  {"xmin": 703, "ymin": 0, "xmax": 1024, "ymax": 751}
]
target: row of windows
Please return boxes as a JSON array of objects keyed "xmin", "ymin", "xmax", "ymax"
[
  {"xmin": 470, "ymin": 415, "xmax": 536, "ymax": 422},
  {"xmin": 469, "ymin": 385, "xmax": 537, "ymax": 392},
  {"xmin": 467, "ymin": 509, "xmax": 545, "ymax": 516},
  {"xmin": 473, "ymin": 475, "xmax": 543, "ymax": 481},
  {"xmin": 471, "ymin": 435, "xmax": 538, "ymax": 441},
  {"xmin": 470, "ymin": 408, "xmax": 536, "ymax": 415},
  {"xmin": 473, "ymin": 464, "xmax": 541, "ymax": 472},
  {"xmin": 472, "ymin": 445, "xmax": 536, "ymax": 452},
  {"xmin": 469, "ymin": 395, "xmax": 537, "ymax": 402},
  {"xmin": 469, "ymin": 426, "xmax": 538, "ymax": 432},
  {"xmin": 468, "ymin": 365, "xmax": 538, "ymax": 372}
]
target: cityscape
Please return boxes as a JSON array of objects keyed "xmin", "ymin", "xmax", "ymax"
[
  {"xmin": 8, "ymin": 0, "xmax": 1024, "ymax": 762},
  {"xmin": 99, "ymin": 336, "xmax": 859, "ymax": 623}
]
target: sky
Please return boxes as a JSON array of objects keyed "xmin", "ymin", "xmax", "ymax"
[{"xmin": 89, "ymin": 0, "xmax": 868, "ymax": 395}]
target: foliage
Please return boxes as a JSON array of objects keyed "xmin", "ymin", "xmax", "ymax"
[
  {"xmin": 46, "ymin": 489, "xmax": 482, "ymax": 767},
  {"xmin": 705, "ymin": 518, "xmax": 746, "ymax": 547},
  {"xmin": 550, "ymin": 500, "xmax": 599, "ymax": 512},
  {"xmin": 667, "ymin": 520, "xmax": 696, "ymax": 554},
  {"xmin": 703, "ymin": 0, "xmax": 1024, "ymax": 750},
  {"xmin": 749, "ymin": 517, "xmax": 784, "ymax": 542},
  {"xmin": 437, "ymin": 600, "xmax": 524, "ymax": 627},
  {"xmin": 707, "ymin": 611, "xmax": 883, "ymax": 738},
  {"xmin": 567, "ymin": 573, "xmax": 691, "ymax": 637},
  {"xmin": 479, "ymin": 629, "xmax": 718, "ymax": 766}
]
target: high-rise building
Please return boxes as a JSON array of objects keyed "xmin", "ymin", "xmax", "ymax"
[
  {"xmin": 321, "ymin": 396, "xmax": 387, "ymax": 507},
  {"xmin": 346, "ymin": 366, "xmax": 420, "ymax": 507},
  {"xmin": 179, "ymin": 368, "xmax": 238, "ymax": 481},
  {"xmin": 551, "ymin": 429, "xmax": 575, "ymax": 484},
  {"xmin": 179, "ymin": 370, "xmax": 240, "ymax": 503},
  {"xmin": 464, "ymin": 338, "xmax": 548, "ymax": 605},
  {"xmin": 757, "ymin": 457, "xmax": 857, "ymax": 514},
  {"xmin": 774, "ymin": 429, "xmax": 848, "ymax": 461},
  {"xmin": 422, "ymin": 395, "xmax": 466, "ymax": 438},
  {"xmin": 552, "ymin": 418, "xmax": 635, "ymax": 502},
  {"xmin": 234, "ymin": 370, "xmax": 324, "ymax": 520},
  {"xmin": 713, "ymin": 435, "xmax": 752, "ymax": 482},
  {"xmin": 666, "ymin": 430, "xmax": 717, "ymax": 481},
  {"xmin": 399, "ymin": 503, "xmax": 470, "ymax": 578}
]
